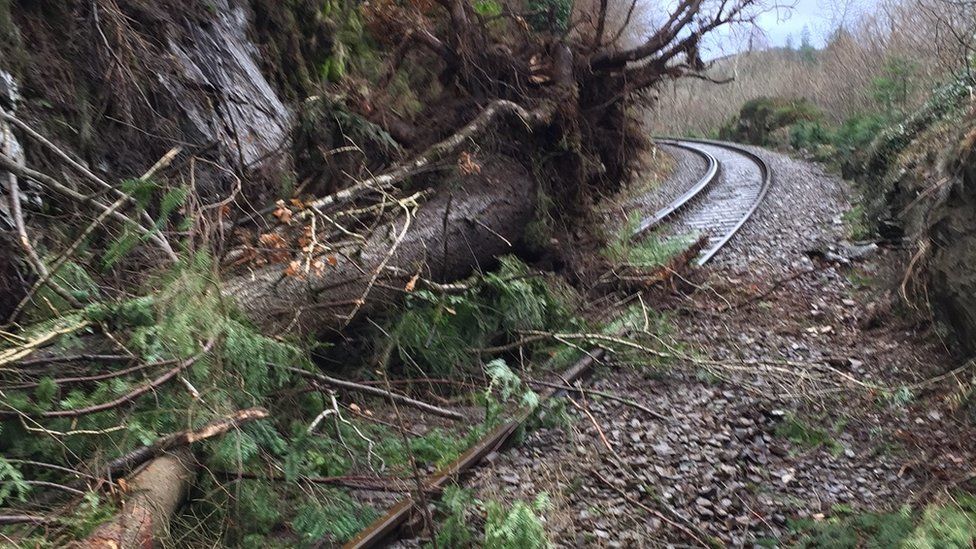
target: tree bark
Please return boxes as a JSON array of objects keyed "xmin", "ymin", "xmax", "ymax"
[
  {"xmin": 76, "ymin": 450, "xmax": 194, "ymax": 549},
  {"xmin": 223, "ymin": 155, "xmax": 537, "ymax": 336}
]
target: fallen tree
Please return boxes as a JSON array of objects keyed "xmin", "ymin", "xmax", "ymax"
[{"xmin": 0, "ymin": 0, "xmax": 768, "ymax": 544}]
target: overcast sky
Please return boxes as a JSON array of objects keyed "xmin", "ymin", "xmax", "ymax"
[{"xmin": 703, "ymin": 0, "xmax": 878, "ymax": 55}]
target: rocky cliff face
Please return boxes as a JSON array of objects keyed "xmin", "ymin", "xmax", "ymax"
[
  {"xmin": 0, "ymin": 0, "xmax": 302, "ymax": 201},
  {"xmin": 0, "ymin": 0, "xmax": 334, "ymax": 317},
  {"xmin": 927, "ymin": 125, "xmax": 976, "ymax": 356},
  {"xmin": 873, "ymin": 89, "xmax": 976, "ymax": 357}
]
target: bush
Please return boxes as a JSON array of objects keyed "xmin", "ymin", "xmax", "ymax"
[{"xmin": 720, "ymin": 96, "xmax": 823, "ymax": 146}]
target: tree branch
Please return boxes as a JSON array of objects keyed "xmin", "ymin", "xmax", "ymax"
[
  {"xmin": 300, "ymin": 99, "xmax": 553, "ymax": 215},
  {"xmin": 285, "ymin": 365, "xmax": 465, "ymax": 420}
]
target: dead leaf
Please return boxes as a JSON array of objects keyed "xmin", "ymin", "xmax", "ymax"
[
  {"xmin": 457, "ymin": 151, "xmax": 482, "ymax": 175},
  {"xmin": 284, "ymin": 260, "xmax": 302, "ymax": 278},
  {"xmin": 272, "ymin": 199, "xmax": 293, "ymax": 225},
  {"xmin": 405, "ymin": 274, "xmax": 419, "ymax": 292}
]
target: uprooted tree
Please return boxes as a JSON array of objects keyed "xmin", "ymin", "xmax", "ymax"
[
  {"xmin": 222, "ymin": 0, "xmax": 766, "ymax": 334},
  {"xmin": 0, "ymin": 0, "xmax": 763, "ymax": 544}
]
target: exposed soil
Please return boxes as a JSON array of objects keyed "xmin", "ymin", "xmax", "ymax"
[{"xmin": 459, "ymin": 145, "xmax": 976, "ymax": 546}]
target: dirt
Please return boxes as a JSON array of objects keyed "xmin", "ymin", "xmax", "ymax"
[{"xmin": 458, "ymin": 145, "xmax": 976, "ymax": 546}]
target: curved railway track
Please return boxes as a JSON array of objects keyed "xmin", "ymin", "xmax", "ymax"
[
  {"xmin": 344, "ymin": 138, "xmax": 772, "ymax": 548},
  {"xmin": 635, "ymin": 138, "xmax": 772, "ymax": 265}
]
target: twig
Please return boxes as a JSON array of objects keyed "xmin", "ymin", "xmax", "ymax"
[
  {"xmin": 340, "ymin": 197, "xmax": 416, "ymax": 328},
  {"xmin": 5, "ymin": 459, "xmax": 97, "ymax": 481},
  {"xmin": 211, "ymin": 470, "xmax": 427, "ymax": 492},
  {"xmin": 0, "ymin": 319, "xmax": 90, "ymax": 367},
  {"xmin": 299, "ymin": 99, "xmax": 552, "ymax": 215},
  {"xmin": 526, "ymin": 378, "xmax": 669, "ymax": 421},
  {"xmin": 12, "ymin": 353, "xmax": 134, "ymax": 367},
  {"xmin": 567, "ymin": 396, "xmax": 613, "ymax": 452},
  {"xmin": 0, "ymin": 109, "xmax": 175, "ymax": 259},
  {"xmin": 721, "ymin": 265, "xmax": 827, "ymax": 311},
  {"xmin": 0, "ymin": 339, "xmax": 216, "ymax": 419},
  {"xmin": 0, "ymin": 514, "xmax": 56, "ymax": 526},
  {"xmin": 0, "ymin": 152, "xmax": 177, "ymax": 262},
  {"xmin": 284, "ymin": 365, "xmax": 464, "ymax": 421},
  {"xmin": 20, "ymin": 479, "xmax": 85, "ymax": 496},
  {"xmin": 8, "ymin": 147, "xmax": 183, "ymax": 322},
  {"xmin": 591, "ymin": 469, "xmax": 713, "ymax": 547},
  {"xmin": 1, "ymin": 108, "xmax": 82, "ymax": 310}
]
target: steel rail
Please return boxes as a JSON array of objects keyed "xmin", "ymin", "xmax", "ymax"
[
  {"xmin": 681, "ymin": 139, "xmax": 772, "ymax": 265},
  {"xmin": 342, "ymin": 350, "xmax": 605, "ymax": 548},
  {"xmin": 637, "ymin": 138, "xmax": 772, "ymax": 265},
  {"xmin": 631, "ymin": 140, "xmax": 720, "ymax": 239}
]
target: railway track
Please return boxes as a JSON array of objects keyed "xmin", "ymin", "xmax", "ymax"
[
  {"xmin": 635, "ymin": 138, "xmax": 773, "ymax": 265},
  {"xmin": 344, "ymin": 139, "xmax": 772, "ymax": 548}
]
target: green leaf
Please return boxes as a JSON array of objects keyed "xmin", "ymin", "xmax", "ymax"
[
  {"xmin": 0, "ymin": 457, "xmax": 30, "ymax": 506},
  {"xmin": 34, "ymin": 377, "xmax": 58, "ymax": 410}
]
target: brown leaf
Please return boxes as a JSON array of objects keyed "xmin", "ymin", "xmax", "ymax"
[
  {"xmin": 404, "ymin": 274, "xmax": 419, "ymax": 292},
  {"xmin": 272, "ymin": 200, "xmax": 293, "ymax": 225},
  {"xmin": 284, "ymin": 260, "xmax": 302, "ymax": 278}
]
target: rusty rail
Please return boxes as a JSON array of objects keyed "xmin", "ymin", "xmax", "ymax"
[{"xmin": 343, "ymin": 350, "xmax": 605, "ymax": 548}]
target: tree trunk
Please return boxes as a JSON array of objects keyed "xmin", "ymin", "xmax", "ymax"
[
  {"xmin": 76, "ymin": 449, "xmax": 194, "ymax": 549},
  {"xmin": 223, "ymin": 155, "xmax": 536, "ymax": 336}
]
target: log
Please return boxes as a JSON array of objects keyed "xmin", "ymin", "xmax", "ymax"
[
  {"xmin": 73, "ymin": 408, "xmax": 269, "ymax": 548},
  {"xmin": 224, "ymin": 155, "xmax": 537, "ymax": 336},
  {"xmin": 76, "ymin": 449, "xmax": 194, "ymax": 549}
]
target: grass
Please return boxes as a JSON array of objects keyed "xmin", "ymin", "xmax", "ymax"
[
  {"xmin": 774, "ymin": 413, "xmax": 845, "ymax": 456},
  {"xmin": 604, "ymin": 213, "xmax": 699, "ymax": 269},
  {"xmin": 789, "ymin": 495, "xmax": 976, "ymax": 548},
  {"xmin": 841, "ymin": 205, "xmax": 874, "ymax": 241}
]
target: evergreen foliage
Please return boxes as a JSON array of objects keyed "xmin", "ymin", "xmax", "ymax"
[
  {"xmin": 392, "ymin": 255, "xmax": 582, "ymax": 377},
  {"xmin": 484, "ymin": 493, "xmax": 552, "ymax": 549}
]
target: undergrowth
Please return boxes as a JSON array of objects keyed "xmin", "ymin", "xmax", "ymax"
[
  {"xmin": 790, "ymin": 494, "xmax": 976, "ymax": 548},
  {"xmin": 432, "ymin": 486, "xmax": 553, "ymax": 548},
  {"xmin": 604, "ymin": 213, "xmax": 698, "ymax": 269},
  {"xmin": 774, "ymin": 413, "xmax": 845, "ymax": 456},
  {"xmin": 389, "ymin": 255, "xmax": 583, "ymax": 378}
]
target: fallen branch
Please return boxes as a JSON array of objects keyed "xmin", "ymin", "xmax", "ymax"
[
  {"xmin": 0, "ymin": 152, "xmax": 177, "ymax": 262},
  {"xmin": 0, "ymin": 109, "xmax": 176, "ymax": 259},
  {"xmin": 0, "ymin": 319, "xmax": 90, "ymax": 367},
  {"xmin": 2, "ymin": 359, "xmax": 170, "ymax": 391},
  {"xmin": 526, "ymin": 378, "xmax": 669, "ymax": 421},
  {"xmin": 0, "ymin": 514, "xmax": 56, "ymax": 526},
  {"xmin": 211, "ymin": 470, "xmax": 434, "ymax": 493},
  {"xmin": 591, "ymin": 469, "xmax": 713, "ymax": 547},
  {"xmin": 300, "ymin": 99, "xmax": 552, "ymax": 215},
  {"xmin": 8, "ymin": 147, "xmax": 182, "ymax": 323},
  {"xmin": 285, "ymin": 365, "xmax": 465, "ymax": 421},
  {"xmin": 2, "ymin": 106, "xmax": 81, "ymax": 310},
  {"xmin": 104, "ymin": 407, "xmax": 269, "ymax": 477},
  {"xmin": 0, "ymin": 339, "xmax": 216, "ymax": 419}
]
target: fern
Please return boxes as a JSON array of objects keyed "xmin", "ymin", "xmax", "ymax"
[
  {"xmin": 0, "ymin": 457, "xmax": 29, "ymax": 506},
  {"xmin": 291, "ymin": 491, "xmax": 378, "ymax": 544},
  {"xmin": 484, "ymin": 493, "xmax": 552, "ymax": 549},
  {"xmin": 434, "ymin": 485, "xmax": 476, "ymax": 547}
]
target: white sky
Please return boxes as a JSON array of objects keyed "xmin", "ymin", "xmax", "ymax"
[{"xmin": 701, "ymin": 0, "xmax": 879, "ymax": 56}]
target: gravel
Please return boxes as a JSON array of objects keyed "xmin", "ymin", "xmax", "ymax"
[{"xmin": 455, "ymin": 144, "xmax": 976, "ymax": 546}]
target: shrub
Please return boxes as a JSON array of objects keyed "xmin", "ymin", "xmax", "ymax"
[{"xmin": 720, "ymin": 96, "xmax": 823, "ymax": 146}]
